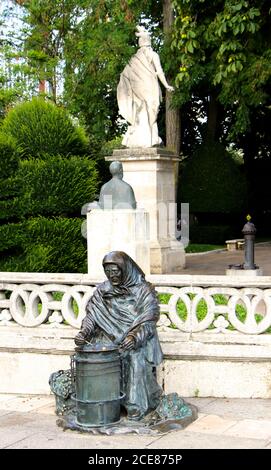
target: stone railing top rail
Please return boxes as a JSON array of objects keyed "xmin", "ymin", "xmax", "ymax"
[{"xmin": 1, "ymin": 272, "xmax": 271, "ymax": 288}]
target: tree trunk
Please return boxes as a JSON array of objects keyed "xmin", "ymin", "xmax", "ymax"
[
  {"xmin": 163, "ymin": 0, "xmax": 181, "ymax": 156},
  {"xmin": 39, "ymin": 80, "xmax": 46, "ymax": 94},
  {"xmin": 165, "ymin": 90, "xmax": 181, "ymax": 154}
]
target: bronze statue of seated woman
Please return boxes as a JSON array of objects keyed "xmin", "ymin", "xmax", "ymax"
[
  {"xmin": 74, "ymin": 251, "xmax": 163, "ymax": 421},
  {"xmin": 51, "ymin": 251, "xmax": 197, "ymax": 433}
]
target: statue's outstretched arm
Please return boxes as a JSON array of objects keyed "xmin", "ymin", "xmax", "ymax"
[{"xmin": 152, "ymin": 52, "xmax": 174, "ymax": 92}]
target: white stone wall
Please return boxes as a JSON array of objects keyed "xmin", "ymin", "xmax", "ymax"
[{"xmin": 1, "ymin": 326, "xmax": 271, "ymax": 397}]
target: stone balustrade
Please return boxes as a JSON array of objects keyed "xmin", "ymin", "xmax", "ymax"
[{"xmin": 1, "ymin": 272, "xmax": 271, "ymax": 335}]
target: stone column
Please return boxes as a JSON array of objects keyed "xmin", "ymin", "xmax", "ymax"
[{"xmin": 106, "ymin": 148, "xmax": 185, "ymax": 274}]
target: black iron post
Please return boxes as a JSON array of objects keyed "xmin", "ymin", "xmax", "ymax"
[{"xmin": 242, "ymin": 218, "xmax": 257, "ymax": 270}]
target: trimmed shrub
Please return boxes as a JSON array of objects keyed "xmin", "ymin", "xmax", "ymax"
[
  {"xmin": 180, "ymin": 141, "xmax": 247, "ymax": 214},
  {"xmin": 0, "ymin": 153, "xmax": 99, "ymax": 271},
  {"xmin": 24, "ymin": 217, "xmax": 87, "ymax": 273},
  {"xmin": 0, "ymin": 133, "xmax": 19, "ymax": 178},
  {"xmin": 0, "ymin": 156, "xmax": 98, "ymax": 272},
  {"xmin": 2, "ymin": 97, "xmax": 89, "ymax": 158},
  {"xmin": 16, "ymin": 155, "xmax": 99, "ymax": 217},
  {"xmin": 0, "ymin": 217, "xmax": 87, "ymax": 273},
  {"xmin": 0, "ymin": 156, "xmax": 99, "ymax": 221},
  {"xmin": 0, "ymin": 198, "xmax": 20, "ymax": 221},
  {"xmin": 0, "ymin": 153, "xmax": 99, "ymax": 272},
  {"xmin": 0, "ymin": 134, "xmax": 20, "ymax": 222},
  {"xmin": 0, "ymin": 222, "xmax": 24, "ymax": 252},
  {"xmin": 0, "ymin": 177, "xmax": 19, "ymax": 200},
  {"xmin": 189, "ymin": 225, "xmax": 237, "ymax": 245},
  {"xmin": 0, "ymin": 146, "xmax": 99, "ymax": 273},
  {"xmin": 0, "ymin": 100, "xmax": 100, "ymax": 273}
]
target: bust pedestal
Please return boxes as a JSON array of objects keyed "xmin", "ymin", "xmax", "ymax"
[
  {"xmin": 106, "ymin": 148, "xmax": 185, "ymax": 274},
  {"xmin": 87, "ymin": 209, "xmax": 150, "ymax": 278}
]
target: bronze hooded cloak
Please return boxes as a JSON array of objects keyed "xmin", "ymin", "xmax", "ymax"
[{"xmin": 80, "ymin": 251, "xmax": 163, "ymax": 417}]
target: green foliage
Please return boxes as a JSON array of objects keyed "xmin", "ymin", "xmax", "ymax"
[
  {"xmin": 100, "ymin": 136, "xmax": 124, "ymax": 157},
  {"xmin": 64, "ymin": 7, "xmax": 134, "ymax": 141},
  {"xmin": 0, "ymin": 222, "xmax": 24, "ymax": 252},
  {"xmin": 0, "ymin": 94, "xmax": 99, "ymax": 273},
  {"xmin": 23, "ymin": 217, "xmax": 87, "ymax": 273},
  {"xmin": 0, "ymin": 52, "xmax": 35, "ymax": 120},
  {"xmin": 0, "ymin": 148, "xmax": 99, "ymax": 223},
  {"xmin": 0, "ymin": 82, "xmax": 20, "ymax": 123},
  {"xmin": 18, "ymin": 0, "xmax": 87, "ymax": 102},
  {"xmin": 171, "ymin": 0, "xmax": 271, "ymax": 137},
  {"xmin": 0, "ymin": 151, "xmax": 99, "ymax": 271},
  {"xmin": 185, "ymin": 243, "xmax": 224, "ymax": 253},
  {"xmin": 0, "ymin": 177, "xmax": 20, "ymax": 201},
  {"xmin": 180, "ymin": 141, "xmax": 247, "ymax": 214},
  {"xmin": 0, "ymin": 2, "xmax": 31, "ymax": 119},
  {"xmin": 189, "ymin": 225, "xmax": 235, "ymax": 245},
  {"xmin": 2, "ymin": 97, "xmax": 89, "ymax": 158},
  {"xmin": 0, "ymin": 133, "xmax": 20, "ymax": 178},
  {"xmin": 0, "ymin": 217, "xmax": 87, "ymax": 273},
  {"xmin": 16, "ymin": 155, "xmax": 99, "ymax": 217},
  {"xmin": 0, "ymin": 132, "xmax": 21, "ymax": 230}
]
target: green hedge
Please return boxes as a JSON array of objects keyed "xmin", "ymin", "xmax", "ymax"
[
  {"xmin": 16, "ymin": 155, "xmax": 99, "ymax": 217},
  {"xmin": 0, "ymin": 133, "xmax": 20, "ymax": 221},
  {"xmin": 0, "ymin": 217, "xmax": 87, "ymax": 273},
  {"xmin": 0, "ymin": 200, "xmax": 20, "ymax": 221},
  {"xmin": 2, "ymin": 97, "xmax": 89, "ymax": 158},
  {"xmin": 0, "ymin": 178, "xmax": 20, "ymax": 199},
  {"xmin": 0, "ymin": 99, "xmax": 99, "ymax": 273},
  {"xmin": 0, "ymin": 156, "xmax": 99, "ymax": 220},
  {"xmin": 189, "ymin": 225, "xmax": 237, "ymax": 245},
  {"xmin": 0, "ymin": 133, "xmax": 19, "ymax": 177},
  {"xmin": 0, "ymin": 222, "xmax": 24, "ymax": 252},
  {"xmin": 180, "ymin": 141, "xmax": 247, "ymax": 214},
  {"xmin": 0, "ymin": 154, "xmax": 98, "ymax": 270}
]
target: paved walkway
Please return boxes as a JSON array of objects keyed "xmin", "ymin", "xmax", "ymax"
[
  {"xmin": 184, "ymin": 243, "xmax": 271, "ymax": 275},
  {"xmin": 1, "ymin": 394, "xmax": 271, "ymax": 449}
]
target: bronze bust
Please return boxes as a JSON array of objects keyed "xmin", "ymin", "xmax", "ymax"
[{"xmin": 98, "ymin": 161, "xmax": 137, "ymax": 210}]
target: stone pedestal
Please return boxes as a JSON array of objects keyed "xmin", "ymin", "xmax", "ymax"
[
  {"xmin": 226, "ymin": 268, "xmax": 263, "ymax": 277},
  {"xmin": 87, "ymin": 209, "xmax": 150, "ymax": 278},
  {"xmin": 106, "ymin": 148, "xmax": 185, "ymax": 274}
]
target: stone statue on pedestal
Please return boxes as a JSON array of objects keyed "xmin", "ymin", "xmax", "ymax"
[{"xmin": 117, "ymin": 25, "xmax": 174, "ymax": 148}]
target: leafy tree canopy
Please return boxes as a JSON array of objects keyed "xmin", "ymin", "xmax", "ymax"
[{"xmin": 171, "ymin": 0, "xmax": 271, "ymax": 138}]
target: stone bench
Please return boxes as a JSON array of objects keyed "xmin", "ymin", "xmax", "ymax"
[{"xmin": 225, "ymin": 239, "xmax": 244, "ymax": 251}]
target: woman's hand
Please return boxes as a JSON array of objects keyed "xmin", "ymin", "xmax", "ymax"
[
  {"xmin": 74, "ymin": 330, "xmax": 89, "ymax": 346},
  {"xmin": 120, "ymin": 335, "xmax": 136, "ymax": 352}
]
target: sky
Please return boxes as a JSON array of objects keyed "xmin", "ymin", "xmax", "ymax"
[{"xmin": 0, "ymin": 0, "xmax": 24, "ymax": 47}]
